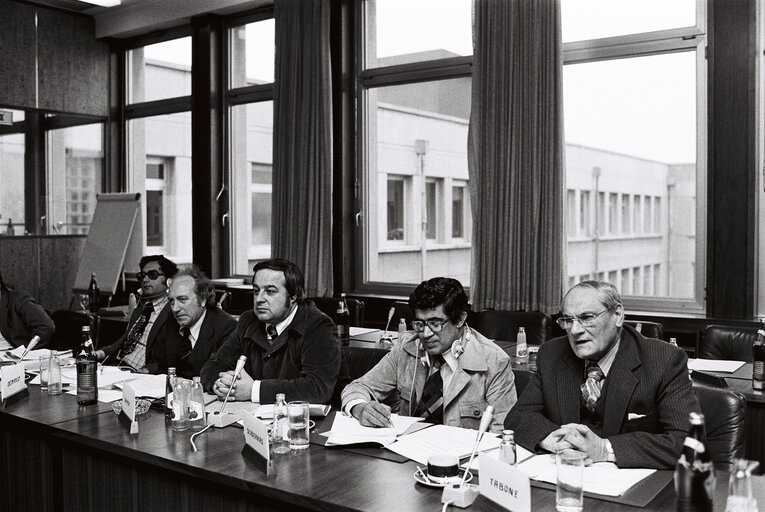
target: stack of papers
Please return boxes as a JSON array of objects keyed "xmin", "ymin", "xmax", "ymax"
[
  {"xmin": 324, "ymin": 413, "xmax": 423, "ymax": 446},
  {"xmin": 687, "ymin": 359, "xmax": 745, "ymax": 373},
  {"xmin": 1, "ymin": 347, "xmax": 73, "ymax": 371},
  {"xmin": 385, "ymin": 424, "xmax": 502, "ymax": 465},
  {"xmin": 517, "ymin": 454, "xmax": 656, "ymax": 497}
]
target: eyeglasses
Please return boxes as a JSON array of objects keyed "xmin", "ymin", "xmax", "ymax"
[
  {"xmin": 411, "ymin": 318, "xmax": 450, "ymax": 333},
  {"xmin": 556, "ymin": 309, "xmax": 611, "ymax": 330},
  {"xmin": 137, "ymin": 270, "xmax": 164, "ymax": 281}
]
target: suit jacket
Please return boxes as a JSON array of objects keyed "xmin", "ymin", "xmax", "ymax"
[
  {"xmin": 200, "ymin": 301, "xmax": 341, "ymax": 404},
  {"xmin": 170, "ymin": 307, "xmax": 237, "ymax": 379},
  {"xmin": 0, "ymin": 289, "xmax": 55, "ymax": 349},
  {"xmin": 504, "ymin": 325, "xmax": 699, "ymax": 469},
  {"xmin": 100, "ymin": 301, "xmax": 177, "ymax": 374},
  {"xmin": 341, "ymin": 327, "xmax": 516, "ymax": 433}
]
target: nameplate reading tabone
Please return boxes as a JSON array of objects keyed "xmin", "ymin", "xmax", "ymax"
[
  {"xmin": 478, "ymin": 453, "xmax": 531, "ymax": 512},
  {"xmin": 0, "ymin": 363, "xmax": 29, "ymax": 409},
  {"xmin": 241, "ymin": 412, "xmax": 273, "ymax": 475},
  {"xmin": 118, "ymin": 382, "xmax": 139, "ymax": 434}
]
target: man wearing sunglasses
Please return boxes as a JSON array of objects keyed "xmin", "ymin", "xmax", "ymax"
[
  {"xmin": 505, "ymin": 280, "xmax": 699, "ymax": 469},
  {"xmin": 96, "ymin": 255, "xmax": 179, "ymax": 373},
  {"xmin": 341, "ymin": 277, "xmax": 516, "ymax": 433}
]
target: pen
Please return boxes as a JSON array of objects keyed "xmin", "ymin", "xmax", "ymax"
[{"xmin": 369, "ymin": 394, "xmax": 395, "ymax": 429}]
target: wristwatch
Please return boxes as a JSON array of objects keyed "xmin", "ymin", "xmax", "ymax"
[{"xmin": 604, "ymin": 439, "xmax": 615, "ymax": 462}]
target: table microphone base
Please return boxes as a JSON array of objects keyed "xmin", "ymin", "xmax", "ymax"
[
  {"xmin": 209, "ymin": 411, "xmax": 242, "ymax": 428},
  {"xmin": 442, "ymin": 483, "xmax": 479, "ymax": 508}
]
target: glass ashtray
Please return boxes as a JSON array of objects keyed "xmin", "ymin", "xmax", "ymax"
[{"xmin": 112, "ymin": 398, "xmax": 151, "ymax": 416}]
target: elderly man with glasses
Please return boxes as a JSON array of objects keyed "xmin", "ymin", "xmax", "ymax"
[
  {"xmin": 96, "ymin": 255, "xmax": 178, "ymax": 373},
  {"xmin": 505, "ymin": 280, "xmax": 699, "ymax": 469},
  {"xmin": 341, "ymin": 277, "xmax": 516, "ymax": 433}
]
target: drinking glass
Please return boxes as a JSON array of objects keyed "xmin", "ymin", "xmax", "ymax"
[
  {"xmin": 287, "ymin": 401, "xmax": 310, "ymax": 450},
  {"xmin": 78, "ymin": 294, "xmax": 89, "ymax": 313},
  {"xmin": 171, "ymin": 379, "xmax": 191, "ymax": 431},
  {"xmin": 39, "ymin": 355, "xmax": 50, "ymax": 391},
  {"xmin": 556, "ymin": 449, "xmax": 584, "ymax": 512},
  {"xmin": 725, "ymin": 459, "xmax": 759, "ymax": 512},
  {"xmin": 47, "ymin": 351, "xmax": 63, "ymax": 396}
]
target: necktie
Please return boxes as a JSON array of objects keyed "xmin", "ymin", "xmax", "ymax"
[
  {"xmin": 266, "ymin": 324, "xmax": 278, "ymax": 344},
  {"xmin": 121, "ymin": 302, "xmax": 154, "ymax": 356},
  {"xmin": 179, "ymin": 328, "xmax": 192, "ymax": 359},
  {"xmin": 581, "ymin": 362, "xmax": 605, "ymax": 412},
  {"xmin": 413, "ymin": 355, "xmax": 445, "ymax": 423}
]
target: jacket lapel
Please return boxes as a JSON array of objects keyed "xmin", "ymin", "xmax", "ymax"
[
  {"xmin": 146, "ymin": 303, "xmax": 169, "ymax": 353},
  {"xmin": 443, "ymin": 328, "xmax": 487, "ymax": 407},
  {"xmin": 190, "ymin": 312, "xmax": 215, "ymax": 368},
  {"xmin": 602, "ymin": 332, "xmax": 640, "ymax": 434},
  {"xmin": 556, "ymin": 347, "xmax": 584, "ymax": 424}
]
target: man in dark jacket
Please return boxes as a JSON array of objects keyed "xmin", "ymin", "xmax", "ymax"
[
  {"xmin": 0, "ymin": 272, "xmax": 55, "ymax": 349},
  {"xmin": 201, "ymin": 258, "xmax": 341, "ymax": 404}
]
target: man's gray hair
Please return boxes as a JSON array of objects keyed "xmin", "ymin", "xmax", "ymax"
[
  {"xmin": 172, "ymin": 265, "xmax": 217, "ymax": 309},
  {"xmin": 563, "ymin": 280, "xmax": 623, "ymax": 311}
]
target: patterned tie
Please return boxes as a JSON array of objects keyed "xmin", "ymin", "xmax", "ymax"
[
  {"xmin": 266, "ymin": 324, "xmax": 278, "ymax": 344},
  {"xmin": 120, "ymin": 302, "xmax": 154, "ymax": 356},
  {"xmin": 581, "ymin": 362, "xmax": 604, "ymax": 412},
  {"xmin": 413, "ymin": 355, "xmax": 445, "ymax": 423}
]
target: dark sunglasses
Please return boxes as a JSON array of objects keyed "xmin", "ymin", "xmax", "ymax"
[{"xmin": 137, "ymin": 270, "xmax": 164, "ymax": 281}]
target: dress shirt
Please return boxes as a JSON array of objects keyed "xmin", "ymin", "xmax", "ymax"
[
  {"xmin": 186, "ymin": 309, "xmax": 207, "ymax": 350},
  {"xmin": 250, "ymin": 304, "xmax": 299, "ymax": 403},
  {"xmin": 121, "ymin": 294, "xmax": 168, "ymax": 371},
  {"xmin": 591, "ymin": 339, "xmax": 620, "ymax": 378}
]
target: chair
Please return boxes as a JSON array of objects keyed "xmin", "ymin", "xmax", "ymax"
[
  {"xmin": 692, "ymin": 386, "xmax": 746, "ymax": 471},
  {"xmin": 512, "ymin": 369, "xmax": 533, "ymax": 396},
  {"xmin": 330, "ymin": 345, "xmax": 389, "ymax": 409},
  {"xmin": 625, "ymin": 320, "xmax": 664, "ymax": 340},
  {"xmin": 473, "ymin": 310, "xmax": 552, "ymax": 346},
  {"xmin": 309, "ymin": 297, "xmax": 365, "ymax": 327},
  {"xmin": 700, "ymin": 325, "xmax": 757, "ymax": 362},
  {"xmin": 50, "ymin": 310, "xmax": 99, "ymax": 353}
]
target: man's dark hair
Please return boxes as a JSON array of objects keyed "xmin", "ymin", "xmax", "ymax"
[
  {"xmin": 173, "ymin": 265, "xmax": 217, "ymax": 309},
  {"xmin": 252, "ymin": 258, "xmax": 305, "ymax": 303},
  {"xmin": 409, "ymin": 277, "xmax": 469, "ymax": 323},
  {"xmin": 139, "ymin": 255, "xmax": 178, "ymax": 279}
]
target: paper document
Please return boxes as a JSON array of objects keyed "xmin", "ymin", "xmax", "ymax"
[
  {"xmin": 325, "ymin": 413, "xmax": 424, "ymax": 447},
  {"xmin": 253, "ymin": 403, "xmax": 332, "ymax": 419},
  {"xmin": 3, "ymin": 348, "xmax": 74, "ymax": 371},
  {"xmin": 687, "ymin": 359, "xmax": 745, "ymax": 373},
  {"xmin": 113, "ymin": 374, "xmax": 166, "ymax": 398},
  {"xmin": 349, "ymin": 327, "xmax": 379, "ymax": 336},
  {"xmin": 517, "ymin": 454, "xmax": 655, "ymax": 497},
  {"xmin": 461, "ymin": 444, "xmax": 535, "ymax": 471},
  {"xmin": 385, "ymin": 424, "xmax": 502, "ymax": 465}
]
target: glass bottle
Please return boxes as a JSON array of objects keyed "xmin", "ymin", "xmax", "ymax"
[
  {"xmin": 753, "ymin": 319, "xmax": 765, "ymax": 391},
  {"xmin": 725, "ymin": 459, "xmax": 759, "ymax": 512},
  {"xmin": 76, "ymin": 325, "xmax": 98, "ymax": 405},
  {"xmin": 188, "ymin": 376, "xmax": 205, "ymax": 431},
  {"xmin": 165, "ymin": 367, "xmax": 177, "ymax": 419},
  {"xmin": 675, "ymin": 412, "xmax": 714, "ymax": 512},
  {"xmin": 271, "ymin": 393, "xmax": 290, "ymax": 454},
  {"xmin": 336, "ymin": 293, "xmax": 350, "ymax": 346},
  {"xmin": 397, "ymin": 318, "xmax": 407, "ymax": 344},
  {"xmin": 634, "ymin": 322, "xmax": 643, "ymax": 333},
  {"xmin": 670, "ymin": 337, "xmax": 679, "ymax": 348},
  {"xmin": 47, "ymin": 350, "xmax": 63, "ymax": 396},
  {"xmin": 498, "ymin": 429, "xmax": 517, "ymax": 465},
  {"xmin": 87, "ymin": 272, "xmax": 100, "ymax": 313},
  {"xmin": 515, "ymin": 327, "xmax": 528, "ymax": 363}
]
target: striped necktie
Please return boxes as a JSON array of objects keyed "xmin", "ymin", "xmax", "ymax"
[
  {"xmin": 413, "ymin": 355, "xmax": 445, "ymax": 423},
  {"xmin": 581, "ymin": 362, "xmax": 604, "ymax": 412}
]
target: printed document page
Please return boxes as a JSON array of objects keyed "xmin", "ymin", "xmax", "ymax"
[
  {"xmin": 687, "ymin": 358, "xmax": 746, "ymax": 373},
  {"xmin": 385, "ymin": 424, "xmax": 502, "ymax": 465},
  {"xmin": 324, "ymin": 413, "xmax": 424, "ymax": 446}
]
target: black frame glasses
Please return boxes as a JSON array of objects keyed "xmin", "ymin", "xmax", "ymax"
[
  {"xmin": 556, "ymin": 309, "xmax": 611, "ymax": 330},
  {"xmin": 136, "ymin": 270, "xmax": 165, "ymax": 281},
  {"xmin": 410, "ymin": 318, "xmax": 450, "ymax": 333}
]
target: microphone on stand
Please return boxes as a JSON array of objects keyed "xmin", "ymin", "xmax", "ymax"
[
  {"xmin": 218, "ymin": 355, "xmax": 247, "ymax": 415},
  {"xmin": 19, "ymin": 335, "xmax": 41, "ymax": 362},
  {"xmin": 442, "ymin": 405, "xmax": 494, "ymax": 508},
  {"xmin": 379, "ymin": 306, "xmax": 396, "ymax": 342}
]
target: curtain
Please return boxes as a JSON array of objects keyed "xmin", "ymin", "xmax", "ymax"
[
  {"xmin": 468, "ymin": 0, "xmax": 565, "ymax": 313},
  {"xmin": 272, "ymin": 0, "xmax": 333, "ymax": 297}
]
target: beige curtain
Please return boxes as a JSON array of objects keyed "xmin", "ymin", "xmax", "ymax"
[
  {"xmin": 272, "ymin": 0, "xmax": 333, "ymax": 297},
  {"xmin": 468, "ymin": 0, "xmax": 565, "ymax": 313}
]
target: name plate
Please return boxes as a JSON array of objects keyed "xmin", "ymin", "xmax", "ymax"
[
  {"xmin": 241, "ymin": 411, "xmax": 273, "ymax": 475},
  {"xmin": 478, "ymin": 453, "xmax": 531, "ymax": 512},
  {"xmin": 118, "ymin": 382, "xmax": 139, "ymax": 434},
  {"xmin": 0, "ymin": 363, "xmax": 26, "ymax": 399}
]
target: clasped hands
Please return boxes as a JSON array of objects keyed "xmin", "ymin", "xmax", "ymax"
[
  {"xmin": 539, "ymin": 423, "xmax": 610, "ymax": 464},
  {"xmin": 213, "ymin": 369, "xmax": 255, "ymax": 402}
]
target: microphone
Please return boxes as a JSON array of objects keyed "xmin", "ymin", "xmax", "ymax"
[
  {"xmin": 379, "ymin": 306, "xmax": 396, "ymax": 342},
  {"xmin": 441, "ymin": 405, "xmax": 494, "ymax": 508},
  {"xmin": 19, "ymin": 335, "xmax": 41, "ymax": 361},
  {"xmin": 218, "ymin": 355, "xmax": 247, "ymax": 415}
]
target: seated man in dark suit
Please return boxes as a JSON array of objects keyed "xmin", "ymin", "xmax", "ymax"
[
  {"xmin": 95, "ymin": 255, "xmax": 178, "ymax": 373},
  {"xmin": 167, "ymin": 266, "xmax": 236, "ymax": 378},
  {"xmin": 0, "ymin": 271, "xmax": 55, "ymax": 349},
  {"xmin": 201, "ymin": 258, "xmax": 341, "ymax": 404},
  {"xmin": 505, "ymin": 280, "xmax": 699, "ymax": 469}
]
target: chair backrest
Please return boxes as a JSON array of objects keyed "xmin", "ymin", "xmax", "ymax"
[
  {"xmin": 51, "ymin": 310, "xmax": 98, "ymax": 353},
  {"xmin": 692, "ymin": 386, "xmax": 746, "ymax": 471},
  {"xmin": 309, "ymin": 297, "xmax": 365, "ymax": 327},
  {"xmin": 474, "ymin": 310, "xmax": 552, "ymax": 346},
  {"xmin": 330, "ymin": 345, "xmax": 388, "ymax": 409},
  {"xmin": 625, "ymin": 320, "xmax": 664, "ymax": 340},
  {"xmin": 700, "ymin": 325, "xmax": 756, "ymax": 362}
]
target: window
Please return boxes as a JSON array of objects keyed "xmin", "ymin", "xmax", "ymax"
[
  {"xmin": 0, "ymin": 110, "xmax": 26, "ymax": 236},
  {"xmin": 128, "ymin": 37, "xmax": 192, "ymax": 103},
  {"xmin": 425, "ymin": 179, "xmax": 438, "ymax": 240},
  {"xmin": 387, "ymin": 177, "xmax": 405, "ymax": 241},
  {"xmin": 250, "ymin": 162, "xmax": 272, "ymax": 258},
  {"xmin": 567, "ymin": 190, "xmax": 577, "ymax": 237},
  {"xmin": 580, "ymin": 191, "xmax": 591, "ymax": 236},
  {"xmin": 452, "ymin": 185, "xmax": 465, "ymax": 238},
  {"xmin": 563, "ymin": 4, "xmax": 706, "ymax": 312}
]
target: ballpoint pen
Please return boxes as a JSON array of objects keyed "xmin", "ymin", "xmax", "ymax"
[{"xmin": 369, "ymin": 393, "xmax": 395, "ymax": 429}]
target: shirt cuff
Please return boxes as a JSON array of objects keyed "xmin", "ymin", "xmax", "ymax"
[
  {"xmin": 251, "ymin": 380, "xmax": 261, "ymax": 403},
  {"xmin": 344, "ymin": 398, "xmax": 367, "ymax": 416}
]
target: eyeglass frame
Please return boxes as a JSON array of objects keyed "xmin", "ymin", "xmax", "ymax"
[
  {"xmin": 410, "ymin": 318, "xmax": 450, "ymax": 333},
  {"xmin": 556, "ymin": 308, "xmax": 612, "ymax": 330},
  {"xmin": 136, "ymin": 270, "xmax": 165, "ymax": 281}
]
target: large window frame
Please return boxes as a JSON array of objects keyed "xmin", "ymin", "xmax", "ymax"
[{"xmin": 563, "ymin": 9, "xmax": 708, "ymax": 315}]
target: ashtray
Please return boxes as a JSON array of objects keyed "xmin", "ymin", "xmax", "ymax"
[{"xmin": 112, "ymin": 398, "xmax": 151, "ymax": 416}]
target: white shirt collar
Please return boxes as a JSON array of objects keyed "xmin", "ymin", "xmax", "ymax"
[
  {"xmin": 187, "ymin": 309, "xmax": 207, "ymax": 348},
  {"xmin": 592, "ymin": 338, "xmax": 620, "ymax": 377},
  {"xmin": 271, "ymin": 303, "xmax": 298, "ymax": 337}
]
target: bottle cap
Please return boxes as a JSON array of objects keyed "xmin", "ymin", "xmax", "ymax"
[
  {"xmin": 689, "ymin": 411, "xmax": 705, "ymax": 425},
  {"xmin": 193, "ymin": 376, "xmax": 201, "ymax": 383},
  {"xmin": 518, "ymin": 327, "xmax": 525, "ymax": 333},
  {"xmin": 81, "ymin": 325, "xmax": 90, "ymax": 332}
]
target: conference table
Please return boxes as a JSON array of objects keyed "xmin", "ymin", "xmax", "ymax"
[{"xmin": 2, "ymin": 384, "xmax": 764, "ymax": 512}]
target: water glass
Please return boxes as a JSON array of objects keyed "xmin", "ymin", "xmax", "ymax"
[
  {"xmin": 47, "ymin": 352, "xmax": 63, "ymax": 396},
  {"xmin": 171, "ymin": 379, "xmax": 191, "ymax": 431},
  {"xmin": 725, "ymin": 459, "xmax": 759, "ymax": 512},
  {"xmin": 287, "ymin": 401, "xmax": 310, "ymax": 450},
  {"xmin": 556, "ymin": 449, "xmax": 584, "ymax": 512},
  {"xmin": 39, "ymin": 355, "xmax": 50, "ymax": 391}
]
